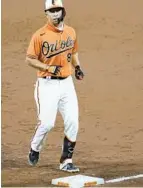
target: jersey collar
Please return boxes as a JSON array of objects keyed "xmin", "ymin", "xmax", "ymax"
[{"xmin": 46, "ymin": 22, "xmax": 64, "ymax": 33}]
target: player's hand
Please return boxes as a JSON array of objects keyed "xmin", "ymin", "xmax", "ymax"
[
  {"xmin": 47, "ymin": 65, "xmax": 62, "ymax": 75},
  {"xmin": 75, "ymin": 65, "xmax": 84, "ymax": 80}
]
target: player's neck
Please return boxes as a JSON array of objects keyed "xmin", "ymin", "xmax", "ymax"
[
  {"xmin": 48, "ymin": 20, "xmax": 64, "ymax": 31},
  {"xmin": 56, "ymin": 21, "xmax": 64, "ymax": 31}
]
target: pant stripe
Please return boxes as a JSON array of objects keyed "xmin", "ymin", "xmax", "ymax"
[
  {"xmin": 34, "ymin": 80, "xmax": 41, "ymax": 134},
  {"xmin": 36, "ymin": 80, "xmax": 40, "ymax": 119}
]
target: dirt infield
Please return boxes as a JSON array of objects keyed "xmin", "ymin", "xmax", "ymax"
[{"xmin": 2, "ymin": 0, "xmax": 143, "ymax": 186}]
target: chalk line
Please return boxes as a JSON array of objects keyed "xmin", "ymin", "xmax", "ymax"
[{"xmin": 105, "ymin": 174, "xmax": 143, "ymax": 184}]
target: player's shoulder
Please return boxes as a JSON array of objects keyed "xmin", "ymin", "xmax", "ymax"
[
  {"xmin": 32, "ymin": 24, "xmax": 48, "ymax": 38},
  {"xmin": 64, "ymin": 24, "xmax": 76, "ymax": 36},
  {"xmin": 64, "ymin": 24, "xmax": 76, "ymax": 32}
]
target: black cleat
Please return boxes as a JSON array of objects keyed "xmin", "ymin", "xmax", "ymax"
[
  {"xmin": 28, "ymin": 149, "xmax": 39, "ymax": 166},
  {"xmin": 60, "ymin": 159, "xmax": 79, "ymax": 173}
]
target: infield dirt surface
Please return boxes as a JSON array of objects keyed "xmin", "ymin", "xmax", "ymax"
[{"xmin": 2, "ymin": 0, "xmax": 143, "ymax": 187}]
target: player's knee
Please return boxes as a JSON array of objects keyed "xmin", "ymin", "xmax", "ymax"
[{"xmin": 41, "ymin": 120, "xmax": 55, "ymax": 132}]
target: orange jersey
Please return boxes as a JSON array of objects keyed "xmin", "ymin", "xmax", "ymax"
[{"xmin": 26, "ymin": 23, "xmax": 78, "ymax": 77}]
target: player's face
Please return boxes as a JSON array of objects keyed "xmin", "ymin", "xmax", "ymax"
[{"xmin": 46, "ymin": 7, "xmax": 63, "ymax": 25}]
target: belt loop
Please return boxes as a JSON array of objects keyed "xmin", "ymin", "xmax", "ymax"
[{"xmin": 46, "ymin": 76, "xmax": 51, "ymax": 79}]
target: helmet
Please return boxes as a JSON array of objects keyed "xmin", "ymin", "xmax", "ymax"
[
  {"xmin": 45, "ymin": 0, "xmax": 66, "ymax": 21},
  {"xmin": 45, "ymin": 0, "xmax": 64, "ymax": 11}
]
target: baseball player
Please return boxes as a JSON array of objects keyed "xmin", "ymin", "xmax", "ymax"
[{"xmin": 26, "ymin": 0, "xmax": 84, "ymax": 172}]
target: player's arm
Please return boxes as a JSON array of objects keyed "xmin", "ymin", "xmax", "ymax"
[
  {"xmin": 26, "ymin": 57, "xmax": 48, "ymax": 71},
  {"xmin": 26, "ymin": 34, "xmax": 61, "ymax": 75},
  {"xmin": 72, "ymin": 52, "xmax": 80, "ymax": 68},
  {"xmin": 72, "ymin": 52, "xmax": 84, "ymax": 80},
  {"xmin": 26, "ymin": 57, "xmax": 61, "ymax": 75},
  {"xmin": 26, "ymin": 34, "xmax": 49, "ymax": 71},
  {"xmin": 71, "ymin": 32, "xmax": 84, "ymax": 80}
]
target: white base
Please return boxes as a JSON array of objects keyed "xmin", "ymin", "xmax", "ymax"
[{"xmin": 51, "ymin": 174, "xmax": 105, "ymax": 187}]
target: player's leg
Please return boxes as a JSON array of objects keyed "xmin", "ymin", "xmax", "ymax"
[
  {"xmin": 28, "ymin": 78, "xmax": 59, "ymax": 165},
  {"xmin": 58, "ymin": 76, "xmax": 79, "ymax": 172}
]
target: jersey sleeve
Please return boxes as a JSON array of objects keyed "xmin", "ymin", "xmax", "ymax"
[
  {"xmin": 72, "ymin": 28, "xmax": 78, "ymax": 54},
  {"xmin": 72, "ymin": 38, "xmax": 78, "ymax": 54},
  {"xmin": 26, "ymin": 33, "xmax": 41, "ymax": 59}
]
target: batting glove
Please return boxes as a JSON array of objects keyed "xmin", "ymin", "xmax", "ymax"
[
  {"xmin": 47, "ymin": 65, "xmax": 62, "ymax": 75},
  {"xmin": 75, "ymin": 65, "xmax": 84, "ymax": 80}
]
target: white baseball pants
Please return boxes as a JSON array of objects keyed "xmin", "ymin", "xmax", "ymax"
[{"xmin": 31, "ymin": 76, "xmax": 79, "ymax": 152}]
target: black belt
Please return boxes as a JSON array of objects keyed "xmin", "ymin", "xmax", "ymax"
[{"xmin": 43, "ymin": 76, "xmax": 68, "ymax": 80}]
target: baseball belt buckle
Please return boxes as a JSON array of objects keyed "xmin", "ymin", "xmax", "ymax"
[{"xmin": 56, "ymin": 76, "xmax": 60, "ymax": 79}]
